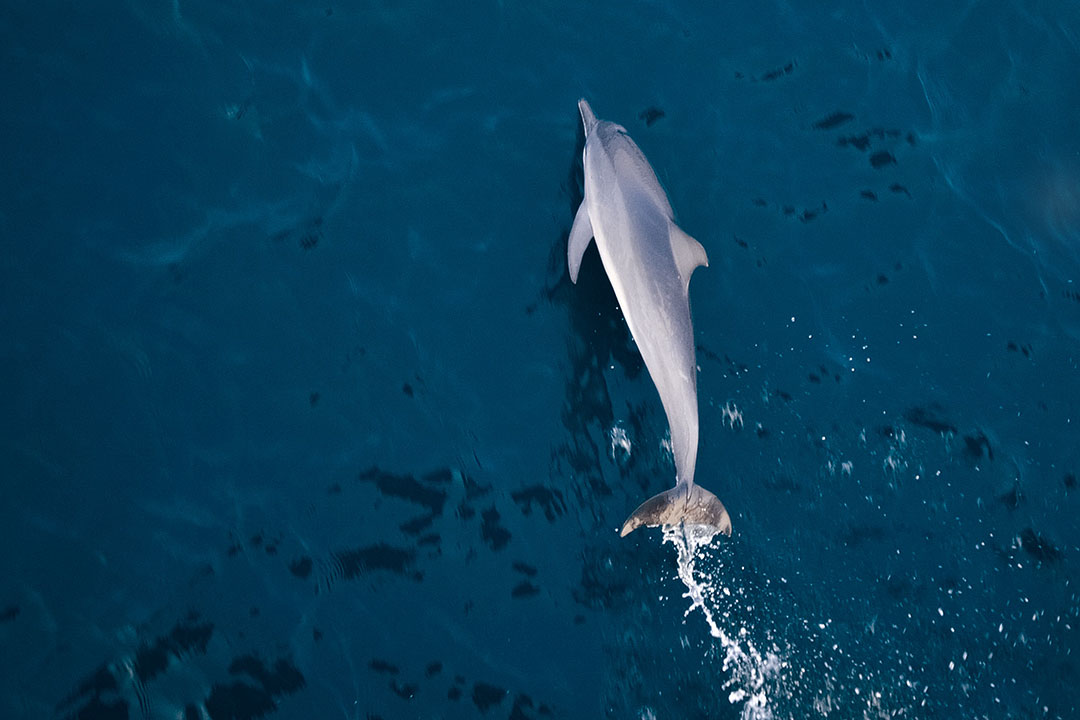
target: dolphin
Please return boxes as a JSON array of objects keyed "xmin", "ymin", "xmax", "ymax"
[{"xmin": 568, "ymin": 98, "xmax": 732, "ymax": 538}]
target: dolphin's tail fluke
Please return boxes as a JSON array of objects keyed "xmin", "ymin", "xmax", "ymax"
[
  {"xmin": 578, "ymin": 98, "xmax": 599, "ymax": 136},
  {"xmin": 619, "ymin": 483, "xmax": 732, "ymax": 538}
]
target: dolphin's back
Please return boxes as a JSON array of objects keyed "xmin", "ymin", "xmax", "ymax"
[
  {"xmin": 599, "ymin": 125, "xmax": 675, "ymax": 220},
  {"xmin": 570, "ymin": 99, "xmax": 732, "ymax": 539},
  {"xmin": 584, "ymin": 122, "xmax": 701, "ymax": 488}
]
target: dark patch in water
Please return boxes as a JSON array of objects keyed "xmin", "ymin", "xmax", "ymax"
[
  {"xmin": 309, "ymin": 391, "xmax": 319, "ymax": 407},
  {"xmin": 357, "ymin": 466, "xmax": 447, "ymax": 516},
  {"xmin": 425, "ymin": 661, "xmax": 443, "ymax": 677},
  {"xmin": 0, "ymin": 604, "xmax": 19, "ymax": 623},
  {"xmin": 472, "ymin": 682, "xmax": 508, "ymax": 712},
  {"xmin": 1019, "ymin": 528, "xmax": 1062, "ymax": 564},
  {"xmin": 1065, "ymin": 473, "xmax": 1077, "ymax": 490},
  {"xmin": 391, "ymin": 680, "xmax": 417, "ymax": 699},
  {"xmin": 63, "ymin": 695, "xmax": 128, "ymax": 719},
  {"xmin": 511, "ymin": 485, "xmax": 567, "ymax": 522},
  {"xmin": 696, "ymin": 344, "xmax": 722, "ymax": 364},
  {"xmin": 763, "ymin": 468, "xmax": 800, "ymax": 492},
  {"xmin": 999, "ymin": 485, "xmax": 1022, "ymax": 510},
  {"xmin": 838, "ymin": 127, "xmax": 903, "ymax": 152},
  {"xmin": 860, "ymin": 189, "xmax": 878, "ymax": 201},
  {"xmin": 464, "ymin": 474, "xmax": 492, "ymax": 501},
  {"xmin": 334, "ymin": 544, "xmax": 420, "ymax": 581},
  {"xmin": 422, "ymin": 468, "xmax": 454, "ymax": 484},
  {"xmin": 696, "ymin": 346, "xmax": 750, "ymax": 380},
  {"xmin": 510, "ymin": 693, "xmax": 554, "ymax": 719},
  {"xmin": 513, "ymin": 561, "xmax": 538, "ymax": 577},
  {"xmin": 58, "ymin": 663, "xmax": 119, "ymax": 714},
  {"xmin": 869, "ymin": 151, "xmax": 896, "ymax": 169},
  {"xmin": 402, "ymin": 382, "xmax": 414, "ymax": 397},
  {"xmin": 759, "ymin": 61, "xmax": 796, "ymax": 81},
  {"xmin": 133, "ymin": 615, "xmax": 214, "ymax": 683},
  {"xmin": 638, "ymin": 106, "xmax": 665, "ymax": 126},
  {"xmin": 962, "ymin": 431, "xmax": 993, "ymax": 462},
  {"xmin": 205, "ymin": 655, "xmax": 305, "ymax": 720},
  {"xmin": 61, "ymin": 633, "xmax": 303, "ymax": 720},
  {"xmin": 838, "ymin": 134, "xmax": 872, "ymax": 151},
  {"xmin": 511, "ymin": 581, "xmax": 540, "ymax": 598},
  {"xmin": 480, "ymin": 507, "xmax": 511, "ymax": 551},
  {"xmin": 799, "ymin": 204, "xmax": 827, "ymax": 223},
  {"xmin": 370, "ymin": 659, "xmax": 399, "ymax": 675},
  {"xmin": 573, "ymin": 550, "xmax": 631, "ymax": 610},
  {"xmin": 342, "ymin": 344, "xmax": 367, "ymax": 373},
  {"xmin": 881, "ymin": 574, "xmax": 912, "ymax": 600},
  {"xmin": 229, "ymin": 655, "xmax": 305, "ymax": 696},
  {"xmin": 299, "ymin": 216, "xmax": 322, "ymax": 250},
  {"xmin": 889, "ymin": 183, "xmax": 911, "ymax": 197},
  {"xmin": 510, "ymin": 693, "xmax": 535, "ymax": 720},
  {"xmin": 812, "ymin": 111, "xmax": 854, "ymax": 130},
  {"xmin": 1006, "ymin": 341, "xmax": 1032, "ymax": 358},
  {"xmin": 904, "ymin": 405, "xmax": 958, "ymax": 435},
  {"xmin": 400, "ymin": 513, "xmax": 436, "ymax": 536},
  {"xmin": 841, "ymin": 523, "xmax": 886, "ymax": 547}
]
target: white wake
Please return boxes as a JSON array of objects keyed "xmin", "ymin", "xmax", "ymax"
[{"xmin": 662, "ymin": 524, "xmax": 784, "ymax": 720}]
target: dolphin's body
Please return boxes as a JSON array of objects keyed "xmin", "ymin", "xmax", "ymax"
[{"xmin": 568, "ymin": 99, "xmax": 732, "ymax": 538}]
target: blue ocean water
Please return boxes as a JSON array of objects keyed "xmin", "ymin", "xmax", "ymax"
[{"xmin": 2, "ymin": 1, "xmax": 1079, "ymax": 717}]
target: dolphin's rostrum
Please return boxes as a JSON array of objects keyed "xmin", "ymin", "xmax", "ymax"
[{"xmin": 568, "ymin": 99, "xmax": 732, "ymax": 538}]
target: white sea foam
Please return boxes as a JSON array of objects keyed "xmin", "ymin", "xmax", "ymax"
[
  {"xmin": 610, "ymin": 425, "xmax": 632, "ymax": 463},
  {"xmin": 662, "ymin": 524, "xmax": 783, "ymax": 720}
]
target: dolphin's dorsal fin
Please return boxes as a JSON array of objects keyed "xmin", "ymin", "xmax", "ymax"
[
  {"xmin": 669, "ymin": 223, "xmax": 708, "ymax": 290},
  {"xmin": 567, "ymin": 201, "xmax": 594, "ymax": 283}
]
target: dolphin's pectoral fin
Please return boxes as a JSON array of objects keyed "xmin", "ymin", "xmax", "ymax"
[
  {"xmin": 567, "ymin": 201, "xmax": 594, "ymax": 284},
  {"xmin": 619, "ymin": 483, "xmax": 732, "ymax": 538},
  {"xmin": 669, "ymin": 223, "xmax": 709, "ymax": 291}
]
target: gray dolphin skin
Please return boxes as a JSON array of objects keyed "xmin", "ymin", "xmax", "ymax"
[{"xmin": 568, "ymin": 98, "xmax": 732, "ymax": 538}]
